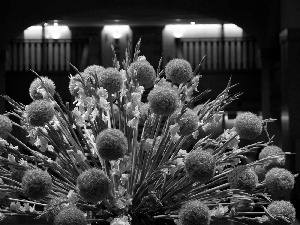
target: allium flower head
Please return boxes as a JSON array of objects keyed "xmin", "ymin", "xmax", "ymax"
[
  {"xmin": 267, "ymin": 200, "xmax": 296, "ymax": 225},
  {"xmin": 29, "ymin": 76, "xmax": 56, "ymax": 100},
  {"xmin": 54, "ymin": 206, "xmax": 86, "ymax": 225},
  {"xmin": 178, "ymin": 109, "xmax": 199, "ymax": 136},
  {"xmin": 265, "ymin": 168, "xmax": 294, "ymax": 200},
  {"xmin": 77, "ymin": 168, "xmax": 110, "ymax": 204},
  {"xmin": 26, "ymin": 100, "xmax": 55, "ymax": 127},
  {"xmin": 185, "ymin": 149, "xmax": 216, "ymax": 183},
  {"xmin": 147, "ymin": 83, "xmax": 179, "ymax": 116},
  {"xmin": 83, "ymin": 65, "xmax": 105, "ymax": 77},
  {"xmin": 228, "ymin": 165, "xmax": 258, "ymax": 192},
  {"xmin": 44, "ymin": 197, "xmax": 66, "ymax": 222},
  {"xmin": 0, "ymin": 115, "xmax": 12, "ymax": 139},
  {"xmin": 98, "ymin": 67, "xmax": 123, "ymax": 94},
  {"xmin": 259, "ymin": 145, "xmax": 285, "ymax": 169},
  {"xmin": 96, "ymin": 128, "xmax": 128, "ymax": 161},
  {"xmin": 128, "ymin": 60, "xmax": 156, "ymax": 89},
  {"xmin": 179, "ymin": 200, "xmax": 211, "ymax": 225},
  {"xmin": 22, "ymin": 169, "xmax": 52, "ymax": 200},
  {"xmin": 165, "ymin": 58, "xmax": 193, "ymax": 84},
  {"xmin": 234, "ymin": 112, "xmax": 262, "ymax": 140}
]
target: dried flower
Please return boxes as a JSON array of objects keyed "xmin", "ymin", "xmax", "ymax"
[
  {"xmin": 77, "ymin": 168, "xmax": 110, "ymax": 204},
  {"xmin": 165, "ymin": 58, "xmax": 193, "ymax": 84},
  {"xmin": 267, "ymin": 200, "xmax": 296, "ymax": 225},
  {"xmin": 98, "ymin": 67, "xmax": 123, "ymax": 94},
  {"xmin": 128, "ymin": 60, "xmax": 156, "ymax": 88},
  {"xmin": 184, "ymin": 149, "xmax": 216, "ymax": 183},
  {"xmin": 22, "ymin": 169, "xmax": 52, "ymax": 200},
  {"xmin": 147, "ymin": 83, "xmax": 179, "ymax": 116},
  {"xmin": 0, "ymin": 115, "xmax": 12, "ymax": 139},
  {"xmin": 179, "ymin": 200, "xmax": 211, "ymax": 225},
  {"xmin": 178, "ymin": 109, "xmax": 199, "ymax": 136},
  {"xmin": 96, "ymin": 128, "xmax": 128, "ymax": 161},
  {"xmin": 54, "ymin": 206, "xmax": 86, "ymax": 225},
  {"xmin": 259, "ymin": 145, "xmax": 285, "ymax": 169},
  {"xmin": 29, "ymin": 76, "xmax": 56, "ymax": 100},
  {"xmin": 234, "ymin": 112, "xmax": 262, "ymax": 140},
  {"xmin": 228, "ymin": 165, "xmax": 258, "ymax": 192},
  {"xmin": 25, "ymin": 100, "xmax": 55, "ymax": 127},
  {"xmin": 265, "ymin": 168, "xmax": 294, "ymax": 200}
]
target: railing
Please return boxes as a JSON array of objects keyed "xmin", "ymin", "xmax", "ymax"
[
  {"xmin": 5, "ymin": 39, "xmax": 89, "ymax": 72},
  {"xmin": 175, "ymin": 37, "xmax": 260, "ymax": 70}
]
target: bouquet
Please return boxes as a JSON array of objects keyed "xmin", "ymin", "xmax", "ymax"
[{"xmin": 0, "ymin": 40, "xmax": 296, "ymax": 225}]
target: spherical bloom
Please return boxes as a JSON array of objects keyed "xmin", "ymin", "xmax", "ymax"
[
  {"xmin": 178, "ymin": 109, "xmax": 199, "ymax": 136},
  {"xmin": 29, "ymin": 76, "xmax": 56, "ymax": 100},
  {"xmin": 228, "ymin": 165, "xmax": 258, "ymax": 192},
  {"xmin": 259, "ymin": 145, "xmax": 285, "ymax": 169},
  {"xmin": 96, "ymin": 128, "xmax": 128, "ymax": 161},
  {"xmin": 22, "ymin": 169, "xmax": 52, "ymax": 200},
  {"xmin": 179, "ymin": 200, "xmax": 211, "ymax": 225},
  {"xmin": 44, "ymin": 197, "xmax": 66, "ymax": 222},
  {"xmin": 267, "ymin": 201, "xmax": 296, "ymax": 225},
  {"xmin": 265, "ymin": 168, "xmax": 294, "ymax": 200},
  {"xmin": 26, "ymin": 100, "xmax": 55, "ymax": 127},
  {"xmin": 185, "ymin": 149, "xmax": 216, "ymax": 183},
  {"xmin": 165, "ymin": 58, "xmax": 193, "ymax": 84},
  {"xmin": 147, "ymin": 83, "xmax": 179, "ymax": 116},
  {"xmin": 98, "ymin": 67, "xmax": 123, "ymax": 94},
  {"xmin": 0, "ymin": 115, "xmax": 12, "ymax": 139},
  {"xmin": 234, "ymin": 112, "xmax": 262, "ymax": 140},
  {"xmin": 83, "ymin": 65, "xmax": 105, "ymax": 77},
  {"xmin": 128, "ymin": 60, "xmax": 156, "ymax": 88},
  {"xmin": 77, "ymin": 168, "xmax": 110, "ymax": 204},
  {"xmin": 54, "ymin": 206, "xmax": 86, "ymax": 225}
]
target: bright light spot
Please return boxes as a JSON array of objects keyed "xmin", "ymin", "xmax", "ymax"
[
  {"xmin": 54, "ymin": 22, "xmax": 58, "ymax": 27},
  {"xmin": 165, "ymin": 24, "xmax": 223, "ymax": 38},
  {"xmin": 103, "ymin": 25, "xmax": 130, "ymax": 39},
  {"xmin": 190, "ymin": 22, "xmax": 195, "ymax": 25},
  {"xmin": 174, "ymin": 32, "xmax": 183, "ymax": 38},
  {"xmin": 46, "ymin": 25, "xmax": 70, "ymax": 39},
  {"xmin": 44, "ymin": 23, "xmax": 48, "ymax": 26},
  {"xmin": 224, "ymin": 23, "xmax": 243, "ymax": 37}
]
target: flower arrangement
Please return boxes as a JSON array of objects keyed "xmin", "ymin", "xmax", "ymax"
[{"xmin": 0, "ymin": 40, "xmax": 296, "ymax": 225}]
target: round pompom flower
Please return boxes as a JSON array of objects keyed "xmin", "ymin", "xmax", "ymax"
[
  {"xmin": 22, "ymin": 169, "xmax": 52, "ymax": 200},
  {"xmin": 129, "ymin": 60, "xmax": 156, "ymax": 88},
  {"xmin": 54, "ymin": 206, "xmax": 87, "ymax": 225},
  {"xmin": 234, "ymin": 112, "xmax": 262, "ymax": 140},
  {"xmin": 178, "ymin": 109, "xmax": 199, "ymax": 136},
  {"xmin": 98, "ymin": 67, "xmax": 123, "ymax": 94},
  {"xmin": 44, "ymin": 197, "xmax": 67, "ymax": 222},
  {"xmin": 184, "ymin": 149, "xmax": 216, "ymax": 183},
  {"xmin": 267, "ymin": 200, "xmax": 296, "ymax": 225},
  {"xmin": 96, "ymin": 128, "xmax": 128, "ymax": 161},
  {"xmin": 25, "ymin": 100, "xmax": 55, "ymax": 127},
  {"xmin": 259, "ymin": 145, "xmax": 285, "ymax": 169},
  {"xmin": 179, "ymin": 200, "xmax": 211, "ymax": 225},
  {"xmin": 265, "ymin": 168, "xmax": 294, "ymax": 200},
  {"xmin": 77, "ymin": 168, "xmax": 110, "ymax": 204},
  {"xmin": 29, "ymin": 76, "xmax": 56, "ymax": 100},
  {"xmin": 0, "ymin": 115, "xmax": 12, "ymax": 139},
  {"xmin": 83, "ymin": 65, "xmax": 105, "ymax": 77},
  {"xmin": 147, "ymin": 83, "xmax": 179, "ymax": 116},
  {"xmin": 165, "ymin": 58, "xmax": 193, "ymax": 84},
  {"xmin": 228, "ymin": 165, "xmax": 258, "ymax": 192}
]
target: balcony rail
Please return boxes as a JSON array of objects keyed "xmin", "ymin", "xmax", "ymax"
[
  {"xmin": 175, "ymin": 37, "xmax": 260, "ymax": 70},
  {"xmin": 5, "ymin": 39, "xmax": 89, "ymax": 72}
]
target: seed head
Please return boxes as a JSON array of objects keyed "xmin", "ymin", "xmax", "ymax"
[
  {"xmin": 54, "ymin": 206, "xmax": 86, "ymax": 225},
  {"xmin": 98, "ymin": 67, "xmax": 123, "ymax": 94},
  {"xmin": 267, "ymin": 200, "xmax": 296, "ymax": 225},
  {"xmin": 25, "ymin": 100, "xmax": 55, "ymax": 126},
  {"xmin": 128, "ymin": 60, "xmax": 156, "ymax": 89},
  {"xmin": 179, "ymin": 200, "xmax": 211, "ymax": 225},
  {"xmin": 228, "ymin": 165, "xmax": 258, "ymax": 192}
]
